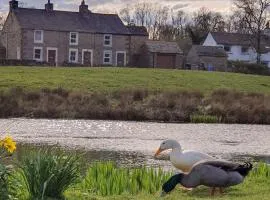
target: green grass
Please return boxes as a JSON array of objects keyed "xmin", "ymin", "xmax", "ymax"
[
  {"xmin": 10, "ymin": 149, "xmax": 81, "ymax": 200},
  {"xmin": 77, "ymin": 162, "xmax": 172, "ymax": 196},
  {"xmin": 0, "ymin": 67, "xmax": 270, "ymax": 94},
  {"xmin": 65, "ymin": 163, "xmax": 270, "ymax": 200},
  {"xmin": 190, "ymin": 114, "xmax": 221, "ymax": 123}
]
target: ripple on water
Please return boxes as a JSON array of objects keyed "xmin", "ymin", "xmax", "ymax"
[{"xmin": 0, "ymin": 119, "xmax": 270, "ymax": 167}]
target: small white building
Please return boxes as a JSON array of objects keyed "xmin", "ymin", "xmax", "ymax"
[{"xmin": 203, "ymin": 32, "xmax": 270, "ymax": 68}]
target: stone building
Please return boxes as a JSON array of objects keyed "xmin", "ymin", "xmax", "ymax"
[
  {"xmin": 186, "ymin": 45, "xmax": 228, "ymax": 71},
  {"xmin": 0, "ymin": 0, "xmax": 149, "ymax": 66},
  {"xmin": 138, "ymin": 41, "xmax": 184, "ymax": 69}
]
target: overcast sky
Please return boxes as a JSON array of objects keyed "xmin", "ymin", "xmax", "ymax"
[{"xmin": 0, "ymin": 0, "xmax": 234, "ymax": 16}]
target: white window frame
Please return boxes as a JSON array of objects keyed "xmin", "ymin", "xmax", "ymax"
[
  {"xmin": 34, "ymin": 30, "xmax": 44, "ymax": 44},
  {"xmin": 103, "ymin": 50, "xmax": 112, "ymax": 65},
  {"xmin": 46, "ymin": 47, "xmax": 58, "ymax": 65},
  {"xmin": 82, "ymin": 49, "xmax": 93, "ymax": 66},
  {"xmin": 115, "ymin": 51, "xmax": 127, "ymax": 66},
  {"xmin": 17, "ymin": 47, "xmax": 21, "ymax": 60},
  {"xmin": 70, "ymin": 32, "xmax": 79, "ymax": 45},
  {"xmin": 104, "ymin": 34, "xmax": 112, "ymax": 47},
  {"xmin": 33, "ymin": 47, "xmax": 43, "ymax": 62},
  {"xmin": 69, "ymin": 48, "xmax": 79, "ymax": 63}
]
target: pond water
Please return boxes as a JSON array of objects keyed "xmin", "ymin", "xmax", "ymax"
[{"xmin": 1, "ymin": 119, "xmax": 270, "ymax": 169}]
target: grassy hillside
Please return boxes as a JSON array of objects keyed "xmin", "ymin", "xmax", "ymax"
[{"xmin": 0, "ymin": 67, "xmax": 269, "ymax": 94}]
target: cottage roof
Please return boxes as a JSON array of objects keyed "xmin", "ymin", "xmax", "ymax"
[
  {"xmin": 192, "ymin": 45, "xmax": 227, "ymax": 57},
  {"xmin": 12, "ymin": 8, "xmax": 131, "ymax": 35},
  {"xmin": 210, "ymin": 32, "xmax": 270, "ymax": 53},
  {"xmin": 210, "ymin": 32, "xmax": 251, "ymax": 46},
  {"xmin": 145, "ymin": 41, "xmax": 183, "ymax": 54},
  {"xmin": 126, "ymin": 26, "xmax": 148, "ymax": 36}
]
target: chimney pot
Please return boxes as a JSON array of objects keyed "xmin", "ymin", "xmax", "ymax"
[
  {"xmin": 79, "ymin": 0, "xmax": 90, "ymax": 14},
  {"xmin": 9, "ymin": 0, "xmax": 19, "ymax": 11},
  {"xmin": 45, "ymin": 0, "xmax": 54, "ymax": 12}
]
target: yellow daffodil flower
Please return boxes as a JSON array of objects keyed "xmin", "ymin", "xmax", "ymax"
[{"xmin": 0, "ymin": 136, "xmax": 16, "ymax": 154}]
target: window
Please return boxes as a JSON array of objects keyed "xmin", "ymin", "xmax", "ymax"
[
  {"xmin": 224, "ymin": 46, "xmax": 231, "ymax": 52},
  {"xmin": 241, "ymin": 47, "xmax": 249, "ymax": 54},
  {"xmin": 34, "ymin": 30, "xmax": 43, "ymax": 43},
  {"xmin": 70, "ymin": 32, "xmax": 79, "ymax": 45},
  {"xmin": 33, "ymin": 47, "xmax": 43, "ymax": 61},
  {"xmin": 104, "ymin": 34, "xmax": 112, "ymax": 46},
  {"xmin": 69, "ymin": 49, "xmax": 78, "ymax": 63},
  {"xmin": 261, "ymin": 61, "xmax": 269, "ymax": 66},
  {"xmin": 103, "ymin": 50, "xmax": 112, "ymax": 64},
  {"xmin": 17, "ymin": 47, "xmax": 21, "ymax": 60}
]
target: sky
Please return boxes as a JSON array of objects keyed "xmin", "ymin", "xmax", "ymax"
[{"xmin": 0, "ymin": 0, "xmax": 234, "ymax": 16}]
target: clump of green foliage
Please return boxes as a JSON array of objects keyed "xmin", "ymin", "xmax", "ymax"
[
  {"xmin": 0, "ymin": 164, "xmax": 9, "ymax": 200},
  {"xmin": 190, "ymin": 114, "xmax": 221, "ymax": 123},
  {"xmin": 12, "ymin": 149, "xmax": 81, "ymax": 200},
  {"xmin": 78, "ymin": 162, "xmax": 172, "ymax": 196},
  {"xmin": 250, "ymin": 162, "xmax": 270, "ymax": 178}
]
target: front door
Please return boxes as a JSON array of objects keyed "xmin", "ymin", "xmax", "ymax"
[
  {"xmin": 83, "ymin": 51, "xmax": 92, "ymax": 66},
  {"xmin": 116, "ymin": 52, "xmax": 126, "ymax": 67},
  {"xmin": 48, "ymin": 49, "xmax": 57, "ymax": 66}
]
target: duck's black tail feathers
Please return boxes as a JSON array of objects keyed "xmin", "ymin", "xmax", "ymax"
[{"xmin": 235, "ymin": 162, "xmax": 253, "ymax": 177}]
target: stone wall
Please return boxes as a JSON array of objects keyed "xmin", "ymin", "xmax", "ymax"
[
  {"xmin": 200, "ymin": 56, "xmax": 228, "ymax": 71},
  {"xmin": 1, "ymin": 12, "xmax": 21, "ymax": 60},
  {"xmin": 22, "ymin": 30, "xmax": 131, "ymax": 66}
]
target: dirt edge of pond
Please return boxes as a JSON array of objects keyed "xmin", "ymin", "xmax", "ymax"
[{"xmin": 0, "ymin": 87, "xmax": 269, "ymax": 124}]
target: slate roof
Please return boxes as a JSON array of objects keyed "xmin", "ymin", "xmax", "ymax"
[
  {"xmin": 210, "ymin": 32, "xmax": 251, "ymax": 46},
  {"xmin": 12, "ymin": 8, "xmax": 132, "ymax": 35},
  {"xmin": 210, "ymin": 32, "xmax": 270, "ymax": 53},
  {"xmin": 192, "ymin": 45, "xmax": 227, "ymax": 57},
  {"xmin": 126, "ymin": 26, "xmax": 148, "ymax": 36},
  {"xmin": 145, "ymin": 41, "xmax": 183, "ymax": 54}
]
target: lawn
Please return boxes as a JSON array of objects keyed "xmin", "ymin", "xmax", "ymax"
[
  {"xmin": 65, "ymin": 175, "xmax": 270, "ymax": 200},
  {"xmin": 0, "ymin": 67, "xmax": 270, "ymax": 94}
]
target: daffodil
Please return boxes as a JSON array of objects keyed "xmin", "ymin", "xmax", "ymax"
[{"xmin": 0, "ymin": 136, "xmax": 16, "ymax": 154}]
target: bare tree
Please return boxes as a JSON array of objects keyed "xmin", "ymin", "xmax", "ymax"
[
  {"xmin": 0, "ymin": 16, "xmax": 4, "ymax": 30},
  {"xmin": 234, "ymin": 0, "xmax": 270, "ymax": 63},
  {"xmin": 119, "ymin": 7, "xmax": 132, "ymax": 25},
  {"xmin": 186, "ymin": 7, "xmax": 225, "ymax": 44},
  {"xmin": 134, "ymin": 2, "xmax": 152, "ymax": 27},
  {"xmin": 224, "ymin": 11, "xmax": 249, "ymax": 33},
  {"xmin": 171, "ymin": 10, "xmax": 188, "ymax": 38},
  {"xmin": 150, "ymin": 5, "xmax": 169, "ymax": 40}
]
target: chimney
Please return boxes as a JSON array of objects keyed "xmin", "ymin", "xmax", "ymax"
[
  {"xmin": 79, "ymin": 0, "xmax": 90, "ymax": 14},
  {"xmin": 9, "ymin": 0, "xmax": 19, "ymax": 11},
  {"xmin": 45, "ymin": 0, "xmax": 54, "ymax": 12}
]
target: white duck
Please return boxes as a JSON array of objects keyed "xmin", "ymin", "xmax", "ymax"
[{"xmin": 154, "ymin": 139, "xmax": 214, "ymax": 172}]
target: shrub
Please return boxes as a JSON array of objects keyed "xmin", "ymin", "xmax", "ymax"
[
  {"xmin": 190, "ymin": 114, "xmax": 220, "ymax": 123},
  {"xmin": 16, "ymin": 149, "xmax": 81, "ymax": 199},
  {"xmin": 228, "ymin": 61, "xmax": 270, "ymax": 76}
]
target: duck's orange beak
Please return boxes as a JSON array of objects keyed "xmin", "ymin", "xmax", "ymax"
[{"xmin": 154, "ymin": 148, "xmax": 164, "ymax": 157}]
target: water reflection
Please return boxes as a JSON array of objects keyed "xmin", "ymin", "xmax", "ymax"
[
  {"xmin": 0, "ymin": 119, "xmax": 269, "ymax": 169},
  {"xmin": 10, "ymin": 143, "xmax": 270, "ymax": 172}
]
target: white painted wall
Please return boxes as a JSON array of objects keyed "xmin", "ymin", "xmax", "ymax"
[
  {"xmin": 227, "ymin": 46, "xmax": 257, "ymax": 62},
  {"xmin": 203, "ymin": 33, "xmax": 217, "ymax": 46}
]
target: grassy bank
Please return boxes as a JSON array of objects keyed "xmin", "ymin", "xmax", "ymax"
[
  {"xmin": 66, "ymin": 162, "xmax": 270, "ymax": 200},
  {"xmin": 0, "ymin": 87, "xmax": 270, "ymax": 124},
  {"xmin": 0, "ymin": 67, "xmax": 270, "ymax": 94},
  {"xmin": 4, "ymin": 148, "xmax": 270, "ymax": 200}
]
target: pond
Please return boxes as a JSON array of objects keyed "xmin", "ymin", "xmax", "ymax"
[{"xmin": 1, "ymin": 119, "xmax": 270, "ymax": 169}]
